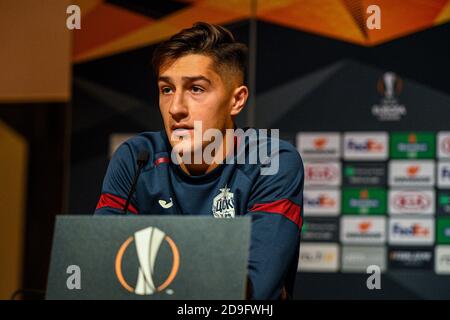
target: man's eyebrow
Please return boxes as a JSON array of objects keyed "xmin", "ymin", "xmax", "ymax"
[
  {"xmin": 158, "ymin": 75, "xmax": 212, "ymax": 85},
  {"xmin": 181, "ymin": 76, "xmax": 211, "ymax": 84},
  {"xmin": 158, "ymin": 76, "xmax": 172, "ymax": 84}
]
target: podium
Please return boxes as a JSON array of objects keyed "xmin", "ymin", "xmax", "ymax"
[{"xmin": 46, "ymin": 215, "xmax": 250, "ymax": 300}]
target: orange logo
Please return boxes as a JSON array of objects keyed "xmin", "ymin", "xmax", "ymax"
[
  {"xmin": 359, "ymin": 189, "xmax": 369, "ymax": 199},
  {"xmin": 407, "ymin": 166, "xmax": 420, "ymax": 176},
  {"xmin": 358, "ymin": 221, "xmax": 372, "ymax": 233},
  {"xmin": 408, "ymin": 133, "xmax": 417, "ymax": 144},
  {"xmin": 313, "ymin": 137, "xmax": 328, "ymax": 150},
  {"xmin": 115, "ymin": 227, "xmax": 180, "ymax": 295}
]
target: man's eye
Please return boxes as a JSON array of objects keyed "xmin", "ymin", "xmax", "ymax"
[
  {"xmin": 161, "ymin": 87, "xmax": 173, "ymax": 94},
  {"xmin": 191, "ymin": 86, "xmax": 204, "ymax": 94}
]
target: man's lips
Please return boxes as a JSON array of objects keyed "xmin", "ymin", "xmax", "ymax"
[{"xmin": 171, "ymin": 126, "xmax": 193, "ymax": 137}]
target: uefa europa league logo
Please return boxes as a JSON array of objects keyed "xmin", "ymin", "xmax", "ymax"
[
  {"xmin": 378, "ymin": 72, "xmax": 403, "ymax": 101},
  {"xmin": 383, "ymin": 72, "xmax": 396, "ymax": 99},
  {"xmin": 115, "ymin": 227, "xmax": 180, "ymax": 295},
  {"xmin": 372, "ymin": 71, "xmax": 406, "ymax": 121}
]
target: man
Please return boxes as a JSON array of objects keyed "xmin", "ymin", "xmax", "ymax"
[{"xmin": 95, "ymin": 22, "xmax": 304, "ymax": 300}]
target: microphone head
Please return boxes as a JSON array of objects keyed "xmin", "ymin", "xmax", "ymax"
[{"xmin": 137, "ymin": 150, "xmax": 149, "ymax": 165}]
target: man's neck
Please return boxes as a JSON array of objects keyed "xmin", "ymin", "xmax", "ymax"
[
  {"xmin": 180, "ymin": 161, "xmax": 219, "ymax": 176},
  {"xmin": 179, "ymin": 129, "xmax": 235, "ymax": 176}
]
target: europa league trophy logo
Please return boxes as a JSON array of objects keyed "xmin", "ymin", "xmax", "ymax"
[
  {"xmin": 378, "ymin": 72, "xmax": 403, "ymax": 101},
  {"xmin": 372, "ymin": 71, "xmax": 406, "ymax": 121},
  {"xmin": 383, "ymin": 72, "xmax": 395, "ymax": 99}
]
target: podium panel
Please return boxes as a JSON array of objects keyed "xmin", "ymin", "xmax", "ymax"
[{"xmin": 46, "ymin": 215, "xmax": 250, "ymax": 300}]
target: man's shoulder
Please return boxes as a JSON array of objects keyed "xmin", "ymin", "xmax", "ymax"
[
  {"xmin": 236, "ymin": 128, "xmax": 303, "ymax": 177},
  {"xmin": 117, "ymin": 130, "xmax": 169, "ymax": 155},
  {"xmin": 239, "ymin": 129, "xmax": 304, "ymax": 208},
  {"xmin": 109, "ymin": 130, "xmax": 170, "ymax": 171},
  {"xmin": 237, "ymin": 127, "xmax": 298, "ymax": 152}
]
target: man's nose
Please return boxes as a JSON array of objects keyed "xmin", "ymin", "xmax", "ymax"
[{"xmin": 169, "ymin": 91, "xmax": 189, "ymax": 122}]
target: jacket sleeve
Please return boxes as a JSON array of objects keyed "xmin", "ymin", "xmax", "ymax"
[
  {"xmin": 246, "ymin": 144, "xmax": 304, "ymax": 300},
  {"xmin": 94, "ymin": 142, "xmax": 139, "ymax": 215}
]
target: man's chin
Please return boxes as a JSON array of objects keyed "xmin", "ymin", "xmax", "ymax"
[{"xmin": 171, "ymin": 141, "xmax": 204, "ymax": 164}]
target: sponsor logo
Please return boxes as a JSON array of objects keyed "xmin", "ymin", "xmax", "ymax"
[
  {"xmin": 390, "ymin": 132, "xmax": 435, "ymax": 159},
  {"xmin": 159, "ymin": 198, "xmax": 173, "ymax": 209},
  {"xmin": 301, "ymin": 218, "xmax": 339, "ymax": 242},
  {"xmin": 388, "ymin": 248, "xmax": 433, "ymax": 270},
  {"xmin": 303, "ymin": 189, "xmax": 340, "ymax": 216},
  {"xmin": 342, "ymin": 246, "xmax": 386, "ymax": 272},
  {"xmin": 371, "ymin": 72, "xmax": 407, "ymax": 122},
  {"xmin": 115, "ymin": 227, "xmax": 180, "ymax": 295},
  {"xmin": 304, "ymin": 162, "xmax": 341, "ymax": 186},
  {"xmin": 389, "ymin": 218, "xmax": 434, "ymax": 245},
  {"xmin": 342, "ymin": 188, "xmax": 386, "ymax": 215},
  {"xmin": 298, "ymin": 243, "xmax": 339, "ymax": 272},
  {"xmin": 437, "ymin": 132, "xmax": 450, "ymax": 159},
  {"xmin": 437, "ymin": 191, "xmax": 450, "ymax": 215},
  {"xmin": 388, "ymin": 160, "xmax": 435, "ymax": 187},
  {"xmin": 340, "ymin": 216, "xmax": 386, "ymax": 244},
  {"xmin": 212, "ymin": 186, "xmax": 235, "ymax": 218},
  {"xmin": 296, "ymin": 132, "xmax": 341, "ymax": 159},
  {"xmin": 437, "ymin": 218, "xmax": 450, "ymax": 244},
  {"xmin": 388, "ymin": 190, "xmax": 434, "ymax": 215},
  {"xmin": 343, "ymin": 162, "xmax": 387, "ymax": 186},
  {"xmin": 343, "ymin": 132, "xmax": 388, "ymax": 160},
  {"xmin": 435, "ymin": 246, "xmax": 450, "ymax": 274},
  {"xmin": 438, "ymin": 162, "xmax": 450, "ymax": 189}
]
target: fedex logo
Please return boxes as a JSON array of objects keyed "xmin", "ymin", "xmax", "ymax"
[
  {"xmin": 443, "ymin": 168, "xmax": 450, "ymax": 177},
  {"xmin": 346, "ymin": 139, "xmax": 383, "ymax": 152},
  {"xmin": 389, "ymin": 218, "xmax": 434, "ymax": 245},
  {"xmin": 392, "ymin": 224, "xmax": 430, "ymax": 236},
  {"xmin": 303, "ymin": 189, "xmax": 340, "ymax": 216},
  {"xmin": 305, "ymin": 195, "xmax": 335, "ymax": 207},
  {"xmin": 344, "ymin": 132, "xmax": 388, "ymax": 160},
  {"xmin": 438, "ymin": 162, "xmax": 450, "ymax": 188}
]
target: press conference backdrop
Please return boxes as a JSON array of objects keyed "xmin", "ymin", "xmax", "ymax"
[{"xmin": 69, "ymin": 1, "xmax": 450, "ymax": 299}]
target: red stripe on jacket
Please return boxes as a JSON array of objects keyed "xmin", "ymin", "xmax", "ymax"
[
  {"xmin": 96, "ymin": 193, "xmax": 138, "ymax": 214},
  {"xmin": 249, "ymin": 198, "xmax": 302, "ymax": 228},
  {"xmin": 155, "ymin": 157, "xmax": 170, "ymax": 166}
]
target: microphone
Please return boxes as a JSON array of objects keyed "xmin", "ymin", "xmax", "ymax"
[{"xmin": 123, "ymin": 150, "xmax": 149, "ymax": 214}]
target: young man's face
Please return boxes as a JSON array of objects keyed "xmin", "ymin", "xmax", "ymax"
[{"xmin": 157, "ymin": 54, "xmax": 246, "ymax": 157}]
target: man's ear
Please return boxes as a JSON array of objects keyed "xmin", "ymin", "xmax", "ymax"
[{"xmin": 230, "ymin": 85, "xmax": 248, "ymax": 117}]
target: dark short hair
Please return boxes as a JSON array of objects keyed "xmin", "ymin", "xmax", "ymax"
[{"xmin": 152, "ymin": 22, "xmax": 248, "ymax": 83}]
